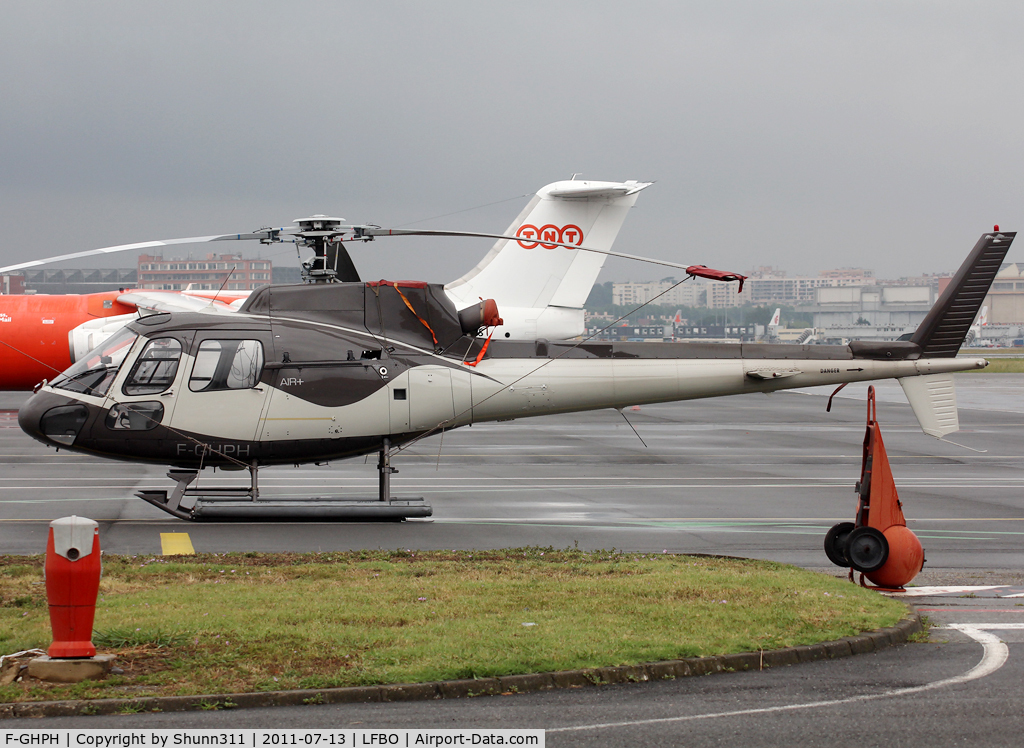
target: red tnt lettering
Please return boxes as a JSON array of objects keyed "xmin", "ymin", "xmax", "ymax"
[
  {"xmin": 515, "ymin": 224, "xmax": 539, "ymax": 249},
  {"xmin": 538, "ymin": 224, "xmax": 560, "ymax": 248},
  {"xmin": 560, "ymin": 224, "xmax": 584, "ymax": 246},
  {"xmin": 516, "ymin": 223, "xmax": 585, "ymax": 250}
]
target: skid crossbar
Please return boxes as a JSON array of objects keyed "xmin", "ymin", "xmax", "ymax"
[{"xmin": 135, "ymin": 440, "xmax": 431, "ymax": 521}]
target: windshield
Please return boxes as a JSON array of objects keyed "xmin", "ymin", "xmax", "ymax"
[{"xmin": 52, "ymin": 326, "xmax": 140, "ymax": 398}]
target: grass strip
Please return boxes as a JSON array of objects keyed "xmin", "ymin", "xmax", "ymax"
[
  {"xmin": 966, "ymin": 358, "xmax": 1024, "ymax": 373},
  {"xmin": 1, "ymin": 548, "xmax": 906, "ymax": 704}
]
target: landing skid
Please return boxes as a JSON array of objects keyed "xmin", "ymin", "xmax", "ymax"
[{"xmin": 135, "ymin": 439, "xmax": 431, "ymax": 521}]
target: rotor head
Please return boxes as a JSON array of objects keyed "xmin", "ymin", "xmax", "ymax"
[{"xmin": 293, "ymin": 215, "xmax": 358, "ymax": 283}]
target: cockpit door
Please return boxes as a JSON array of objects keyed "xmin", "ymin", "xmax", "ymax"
[
  {"xmin": 168, "ymin": 334, "xmax": 271, "ymax": 454},
  {"xmin": 109, "ymin": 330, "xmax": 195, "ymax": 413}
]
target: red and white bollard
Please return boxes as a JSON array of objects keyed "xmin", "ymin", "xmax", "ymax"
[{"xmin": 44, "ymin": 516, "xmax": 101, "ymax": 658}]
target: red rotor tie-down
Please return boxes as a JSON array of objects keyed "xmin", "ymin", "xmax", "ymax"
[
  {"xmin": 464, "ymin": 328, "xmax": 496, "ymax": 367},
  {"xmin": 685, "ymin": 265, "xmax": 748, "ymax": 293},
  {"xmin": 383, "ymin": 282, "xmax": 439, "ymax": 346}
]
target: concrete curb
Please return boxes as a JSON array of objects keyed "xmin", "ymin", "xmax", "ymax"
[{"xmin": 0, "ymin": 611, "xmax": 922, "ymax": 720}]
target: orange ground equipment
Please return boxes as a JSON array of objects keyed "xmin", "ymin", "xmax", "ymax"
[
  {"xmin": 44, "ymin": 516, "xmax": 101, "ymax": 658},
  {"xmin": 823, "ymin": 386, "xmax": 925, "ymax": 590}
]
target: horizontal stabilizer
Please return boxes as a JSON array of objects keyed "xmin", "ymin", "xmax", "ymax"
[{"xmin": 898, "ymin": 374, "xmax": 959, "ymax": 438}]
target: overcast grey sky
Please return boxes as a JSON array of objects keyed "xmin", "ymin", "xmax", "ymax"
[{"xmin": 2, "ymin": 1, "xmax": 1022, "ymax": 283}]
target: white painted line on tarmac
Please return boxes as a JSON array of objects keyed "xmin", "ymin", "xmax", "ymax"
[
  {"xmin": 948, "ymin": 623, "xmax": 1024, "ymax": 631},
  {"xmin": 549, "ymin": 624, "xmax": 1008, "ymax": 734},
  {"xmin": 895, "ymin": 586, "xmax": 1003, "ymax": 596}
]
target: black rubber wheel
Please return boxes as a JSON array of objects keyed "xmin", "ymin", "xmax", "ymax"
[
  {"xmin": 846, "ymin": 526, "xmax": 889, "ymax": 573},
  {"xmin": 824, "ymin": 522, "xmax": 856, "ymax": 567}
]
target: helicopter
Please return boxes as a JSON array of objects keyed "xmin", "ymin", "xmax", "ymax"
[
  {"xmin": 16, "ymin": 218, "xmax": 1014, "ymax": 586},
  {"xmin": 0, "ymin": 178, "xmax": 653, "ymax": 389},
  {"xmin": 11, "ymin": 173, "xmax": 1014, "ymax": 574}
]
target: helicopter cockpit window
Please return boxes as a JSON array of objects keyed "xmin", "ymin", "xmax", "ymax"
[
  {"xmin": 189, "ymin": 340, "xmax": 264, "ymax": 392},
  {"xmin": 52, "ymin": 326, "xmax": 139, "ymax": 398},
  {"xmin": 122, "ymin": 338, "xmax": 183, "ymax": 396}
]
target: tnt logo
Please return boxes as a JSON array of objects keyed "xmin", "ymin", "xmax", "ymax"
[{"xmin": 516, "ymin": 223, "xmax": 584, "ymax": 250}]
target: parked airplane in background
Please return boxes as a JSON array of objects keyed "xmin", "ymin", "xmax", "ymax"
[
  {"xmin": 760, "ymin": 308, "xmax": 782, "ymax": 341},
  {"xmin": 0, "ymin": 179, "xmax": 653, "ymax": 390},
  {"xmin": 964, "ymin": 305, "xmax": 989, "ymax": 347},
  {"xmin": 0, "ymin": 288, "xmax": 249, "ymax": 391}
]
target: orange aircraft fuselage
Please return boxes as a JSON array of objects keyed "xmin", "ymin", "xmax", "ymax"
[{"xmin": 0, "ymin": 292, "xmax": 136, "ymax": 391}]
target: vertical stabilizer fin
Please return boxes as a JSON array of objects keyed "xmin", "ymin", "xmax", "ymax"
[
  {"xmin": 911, "ymin": 231, "xmax": 1015, "ymax": 357},
  {"xmin": 898, "ymin": 373, "xmax": 959, "ymax": 438},
  {"xmin": 445, "ymin": 179, "xmax": 652, "ymax": 339}
]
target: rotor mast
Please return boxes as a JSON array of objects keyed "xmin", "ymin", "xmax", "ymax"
[{"xmin": 294, "ymin": 215, "xmax": 361, "ymax": 284}]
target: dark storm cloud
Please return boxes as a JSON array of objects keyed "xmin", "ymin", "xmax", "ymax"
[{"xmin": 2, "ymin": 0, "xmax": 1022, "ymax": 282}]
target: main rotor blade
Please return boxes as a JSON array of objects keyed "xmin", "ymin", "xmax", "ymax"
[
  {"xmin": 0, "ymin": 224, "xmax": 695, "ymax": 276},
  {"xmin": 361, "ymin": 228, "xmax": 693, "ymax": 272},
  {"xmin": 0, "ymin": 230, "xmax": 296, "ymax": 274}
]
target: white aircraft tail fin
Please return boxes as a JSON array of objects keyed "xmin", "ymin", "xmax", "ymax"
[
  {"xmin": 965, "ymin": 305, "xmax": 990, "ymax": 347},
  {"xmin": 898, "ymin": 373, "xmax": 959, "ymax": 438},
  {"xmin": 446, "ymin": 179, "xmax": 652, "ymax": 339},
  {"xmin": 769, "ymin": 308, "xmax": 781, "ymax": 329}
]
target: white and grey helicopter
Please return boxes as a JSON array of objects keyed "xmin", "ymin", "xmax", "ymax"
[{"xmin": 13, "ymin": 180, "xmax": 1014, "ymax": 579}]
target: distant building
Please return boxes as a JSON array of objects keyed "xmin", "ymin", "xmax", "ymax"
[
  {"xmin": 673, "ymin": 323, "xmax": 757, "ymax": 342},
  {"xmin": 707, "ymin": 280, "xmax": 748, "ymax": 309},
  {"xmin": 708, "ymin": 270, "xmax": 875, "ymax": 309},
  {"xmin": 881, "ymin": 273, "xmax": 946, "ymax": 294},
  {"xmin": 19, "ymin": 268, "xmax": 137, "ymax": 294},
  {"xmin": 612, "ymin": 278, "xmax": 706, "ymax": 307},
  {"xmin": 592, "ymin": 324, "xmax": 673, "ymax": 341},
  {"xmin": 1, "ymin": 274, "xmax": 25, "ymax": 294},
  {"xmin": 819, "ymin": 267, "xmax": 874, "ymax": 280},
  {"xmin": 138, "ymin": 253, "xmax": 271, "ymax": 291},
  {"xmin": 587, "ymin": 322, "xmax": 756, "ymax": 342},
  {"xmin": 807, "ymin": 285, "xmax": 935, "ymax": 336},
  {"xmin": 986, "ymin": 263, "xmax": 1024, "ymax": 324}
]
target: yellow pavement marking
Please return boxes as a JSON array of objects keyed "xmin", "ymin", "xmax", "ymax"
[{"xmin": 160, "ymin": 532, "xmax": 195, "ymax": 556}]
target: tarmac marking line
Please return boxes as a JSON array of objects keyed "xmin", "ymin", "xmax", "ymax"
[
  {"xmin": 918, "ymin": 609, "xmax": 1024, "ymax": 613},
  {"xmin": 549, "ymin": 624, "xmax": 1008, "ymax": 734},
  {"xmin": 896, "ymin": 586, "xmax": 1003, "ymax": 596}
]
